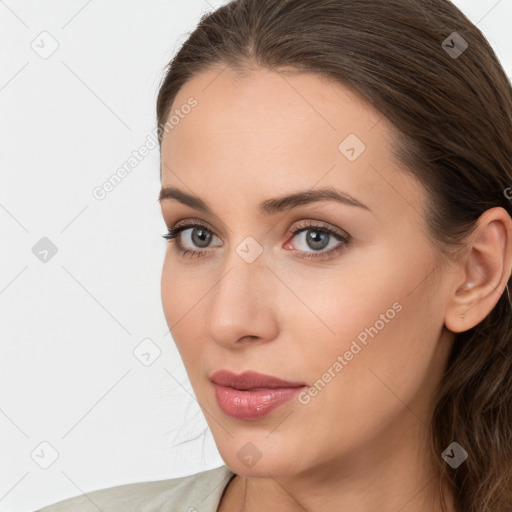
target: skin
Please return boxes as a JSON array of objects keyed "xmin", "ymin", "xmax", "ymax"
[{"xmin": 159, "ymin": 65, "xmax": 512, "ymax": 512}]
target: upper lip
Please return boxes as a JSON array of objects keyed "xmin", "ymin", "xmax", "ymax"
[{"xmin": 210, "ymin": 370, "xmax": 306, "ymax": 390}]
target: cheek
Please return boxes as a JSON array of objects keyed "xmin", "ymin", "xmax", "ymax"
[
  {"xmin": 160, "ymin": 253, "xmax": 206, "ymax": 322},
  {"xmin": 293, "ymin": 239, "xmax": 439, "ymax": 379},
  {"xmin": 288, "ymin": 248, "xmax": 418, "ymax": 356},
  {"xmin": 160, "ymin": 257, "xmax": 178, "ymax": 326},
  {"xmin": 294, "ymin": 244, "xmax": 441, "ymax": 420},
  {"xmin": 160, "ymin": 257, "xmax": 203, "ymax": 360}
]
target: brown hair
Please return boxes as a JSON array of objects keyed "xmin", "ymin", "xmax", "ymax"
[{"xmin": 155, "ymin": 1, "xmax": 512, "ymax": 511}]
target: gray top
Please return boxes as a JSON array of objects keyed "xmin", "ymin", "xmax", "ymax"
[{"xmin": 35, "ymin": 465, "xmax": 236, "ymax": 512}]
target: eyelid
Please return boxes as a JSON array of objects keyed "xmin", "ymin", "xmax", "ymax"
[
  {"xmin": 169, "ymin": 218, "xmax": 347, "ymax": 239},
  {"xmin": 163, "ymin": 217, "xmax": 351, "ymax": 261},
  {"xmin": 166, "ymin": 219, "xmax": 348, "ymax": 243},
  {"xmin": 172, "ymin": 218, "xmax": 216, "ymax": 232},
  {"xmin": 286, "ymin": 219, "xmax": 349, "ymax": 241}
]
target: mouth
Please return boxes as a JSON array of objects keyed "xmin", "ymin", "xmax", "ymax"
[{"xmin": 210, "ymin": 370, "xmax": 307, "ymax": 420}]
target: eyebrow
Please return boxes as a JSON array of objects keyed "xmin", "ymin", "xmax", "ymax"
[{"xmin": 158, "ymin": 186, "xmax": 372, "ymax": 215}]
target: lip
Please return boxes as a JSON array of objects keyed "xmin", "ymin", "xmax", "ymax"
[
  {"xmin": 210, "ymin": 370, "xmax": 306, "ymax": 390},
  {"xmin": 210, "ymin": 370, "xmax": 307, "ymax": 420}
]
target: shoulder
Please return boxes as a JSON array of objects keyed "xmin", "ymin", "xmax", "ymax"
[{"xmin": 35, "ymin": 465, "xmax": 236, "ymax": 512}]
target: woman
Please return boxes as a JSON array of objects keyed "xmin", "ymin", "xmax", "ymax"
[{"xmin": 37, "ymin": 0, "xmax": 512, "ymax": 511}]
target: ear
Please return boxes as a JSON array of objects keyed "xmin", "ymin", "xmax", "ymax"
[{"xmin": 444, "ymin": 207, "xmax": 512, "ymax": 333}]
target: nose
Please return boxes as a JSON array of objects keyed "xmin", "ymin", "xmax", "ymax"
[{"xmin": 205, "ymin": 250, "xmax": 279, "ymax": 349}]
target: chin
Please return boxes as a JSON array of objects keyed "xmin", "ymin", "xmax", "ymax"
[{"xmin": 217, "ymin": 439, "xmax": 304, "ymax": 478}]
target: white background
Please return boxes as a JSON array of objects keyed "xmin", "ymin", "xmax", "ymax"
[{"xmin": 1, "ymin": 1, "xmax": 510, "ymax": 510}]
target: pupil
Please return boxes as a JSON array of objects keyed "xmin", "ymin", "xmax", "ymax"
[
  {"xmin": 307, "ymin": 230, "xmax": 329, "ymax": 250},
  {"xmin": 192, "ymin": 227, "xmax": 211, "ymax": 247}
]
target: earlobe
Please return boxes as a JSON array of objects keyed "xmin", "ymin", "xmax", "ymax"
[{"xmin": 444, "ymin": 207, "xmax": 512, "ymax": 334}]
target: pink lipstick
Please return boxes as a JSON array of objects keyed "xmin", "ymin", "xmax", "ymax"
[{"xmin": 210, "ymin": 370, "xmax": 306, "ymax": 420}]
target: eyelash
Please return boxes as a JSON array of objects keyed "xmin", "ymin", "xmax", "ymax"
[{"xmin": 162, "ymin": 220, "xmax": 351, "ymax": 261}]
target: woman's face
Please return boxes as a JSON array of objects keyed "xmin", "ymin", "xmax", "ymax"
[{"xmin": 159, "ymin": 66, "xmax": 455, "ymax": 478}]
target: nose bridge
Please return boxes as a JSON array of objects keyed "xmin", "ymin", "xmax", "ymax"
[{"xmin": 205, "ymin": 237, "xmax": 277, "ymax": 346}]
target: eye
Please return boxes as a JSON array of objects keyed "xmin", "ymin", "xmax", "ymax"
[
  {"xmin": 284, "ymin": 220, "xmax": 350, "ymax": 260},
  {"xmin": 162, "ymin": 220, "xmax": 221, "ymax": 258},
  {"xmin": 162, "ymin": 219, "xmax": 351, "ymax": 260}
]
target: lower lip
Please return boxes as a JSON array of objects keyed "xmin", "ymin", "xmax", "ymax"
[{"xmin": 212, "ymin": 383, "xmax": 305, "ymax": 420}]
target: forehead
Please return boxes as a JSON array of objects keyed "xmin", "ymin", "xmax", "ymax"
[
  {"xmin": 164, "ymin": 65, "xmax": 384, "ymax": 148},
  {"xmin": 160, "ymin": 66, "xmax": 424, "ymax": 221}
]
